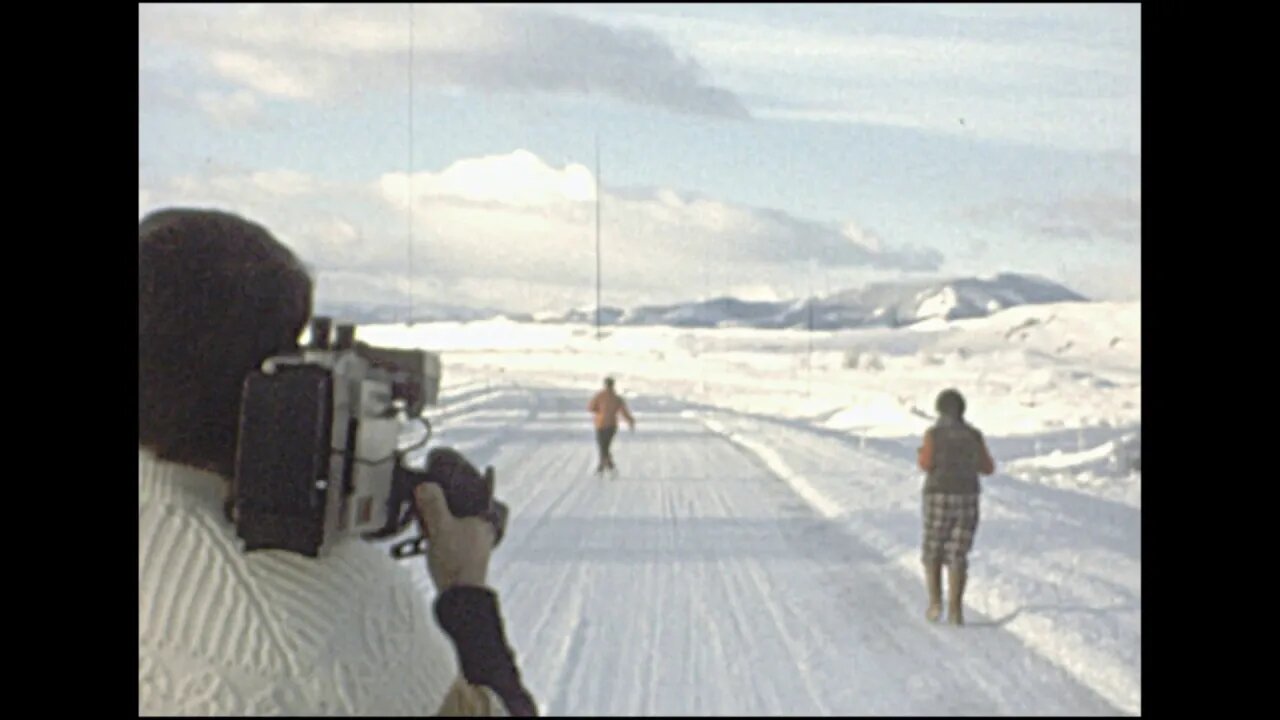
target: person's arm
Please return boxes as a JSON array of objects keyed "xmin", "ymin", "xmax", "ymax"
[
  {"xmin": 621, "ymin": 401, "xmax": 635, "ymax": 430},
  {"xmin": 978, "ymin": 433, "xmax": 995, "ymax": 476},
  {"xmin": 414, "ymin": 456, "xmax": 538, "ymax": 716},
  {"xmin": 917, "ymin": 430, "xmax": 934, "ymax": 472},
  {"xmin": 588, "ymin": 394, "xmax": 599, "ymax": 414},
  {"xmin": 433, "ymin": 586, "xmax": 537, "ymax": 716}
]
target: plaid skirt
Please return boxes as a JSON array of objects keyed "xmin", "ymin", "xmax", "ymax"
[{"xmin": 921, "ymin": 493, "xmax": 980, "ymax": 569}]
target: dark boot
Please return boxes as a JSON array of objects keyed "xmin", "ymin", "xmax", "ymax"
[
  {"xmin": 947, "ymin": 563, "xmax": 967, "ymax": 626},
  {"xmin": 924, "ymin": 561, "xmax": 943, "ymax": 622}
]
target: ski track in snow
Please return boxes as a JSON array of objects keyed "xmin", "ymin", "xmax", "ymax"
[{"xmin": 390, "ymin": 385, "xmax": 1126, "ymax": 716}]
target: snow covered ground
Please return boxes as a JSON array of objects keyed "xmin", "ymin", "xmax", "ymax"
[{"xmin": 364, "ymin": 299, "xmax": 1140, "ymax": 715}]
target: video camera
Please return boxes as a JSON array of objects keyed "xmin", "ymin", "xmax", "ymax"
[{"xmin": 232, "ymin": 316, "xmax": 507, "ymax": 559}]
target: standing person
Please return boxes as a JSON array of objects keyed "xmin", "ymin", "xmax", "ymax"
[
  {"xmin": 588, "ymin": 377, "xmax": 635, "ymax": 476},
  {"xmin": 916, "ymin": 388, "xmax": 996, "ymax": 626},
  {"xmin": 139, "ymin": 208, "xmax": 536, "ymax": 715}
]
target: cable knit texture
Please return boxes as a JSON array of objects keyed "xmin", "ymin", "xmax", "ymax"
[{"xmin": 139, "ymin": 448, "xmax": 462, "ymax": 715}]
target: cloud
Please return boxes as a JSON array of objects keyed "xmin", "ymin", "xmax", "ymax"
[
  {"xmin": 724, "ymin": 284, "xmax": 784, "ymax": 302},
  {"xmin": 207, "ymin": 52, "xmax": 318, "ymax": 100},
  {"xmin": 381, "ymin": 150, "xmax": 596, "ymax": 207},
  {"xmin": 549, "ymin": 5, "xmax": 1140, "ymax": 154},
  {"xmin": 138, "ymin": 4, "xmax": 748, "ymax": 119},
  {"xmin": 1065, "ymin": 261, "xmax": 1141, "ymax": 302},
  {"xmin": 841, "ymin": 221, "xmax": 882, "ymax": 253},
  {"xmin": 139, "ymin": 150, "xmax": 943, "ymax": 313},
  {"xmin": 962, "ymin": 192, "xmax": 1141, "ymax": 244},
  {"xmin": 378, "ymin": 151, "xmax": 942, "ymax": 282},
  {"xmin": 249, "ymin": 169, "xmax": 319, "ymax": 197},
  {"xmin": 138, "ymin": 170, "xmax": 386, "ymax": 273},
  {"xmin": 194, "ymin": 89, "xmax": 263, "ymax": 127}
]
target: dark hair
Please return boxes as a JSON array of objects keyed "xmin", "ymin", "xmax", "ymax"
[
  {"xmin": 935, "ymin": 388, "xmax": 966, "ymax": 418},
  {"xmin": 139, "ymin": 208, "xmax": 313, "ymax": 477},
  {"xmin": 604, "ymin": 377, "xmax": 615, "ymax": 388}
]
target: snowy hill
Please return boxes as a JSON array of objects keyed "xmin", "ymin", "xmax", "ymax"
[
  {"xmin": 548, "ymin": 273, "xmax": 1087, "ymax": 330},
  {"xmin": 830, "ymin": 273, "xmax": 1089, "ymax": 328},
  {"xmin": 559, "ymin": 305, "xmax": 627, "ymax": 325},
  {"xmin": 320, "ymin": 273, "xmax": 1085, "ymax": 330},
  {"xmin": 620, "ymin": 297, "xmax": 790, "ymax": 327}
]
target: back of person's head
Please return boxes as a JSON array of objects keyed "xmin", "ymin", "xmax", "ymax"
[
  {"xmin": 139, "ymin": 208, "xmax": 313, "ymax": 477},
  {"xmin": 935, "ymin": 388, "xmax": 966, "ymax": 419},
  {"xmin": 604, "ymin": 376, "xmax": 615, "ymax": 390}
]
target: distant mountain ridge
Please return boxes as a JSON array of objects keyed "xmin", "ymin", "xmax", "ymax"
[
  {"xmin": 322, "ymin": 273, "xmax": 1087, "ymax": 330},
  {"xmin": 558, "ymin": 273, "xmax": 1087, "ymax": 330}
]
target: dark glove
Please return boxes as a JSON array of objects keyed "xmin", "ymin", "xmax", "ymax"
[{"xmin": 434, "ymin": 586, "xmax": 538, "ymax": 716}]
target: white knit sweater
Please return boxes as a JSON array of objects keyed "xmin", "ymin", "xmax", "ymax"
[{"xmin": 138, "ymin": 448, "xmax": 462, "ymax": 715}]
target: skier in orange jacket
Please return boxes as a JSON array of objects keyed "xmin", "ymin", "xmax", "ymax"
[{"xmin": 588, "ymin": 377, "xmax": 635, "ymax": 476}]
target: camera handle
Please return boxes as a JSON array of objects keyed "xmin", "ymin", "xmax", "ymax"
[{"xmin": 378, "ymin": 447, "xmax": 509, "ymax": 560}]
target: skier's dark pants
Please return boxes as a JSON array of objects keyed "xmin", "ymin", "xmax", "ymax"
[{"xmin": 595, "ymin": 426, "xmax": 618, "ymax": 469}]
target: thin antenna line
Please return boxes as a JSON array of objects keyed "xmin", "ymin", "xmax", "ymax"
[
  {"xmin": 406, "ymin": 2, "xmax": 415, "ymax": 326},
  {"xmin": 595, "ymin": 133, "xmax": 601, "ymax": 341},
  {"xmin": 808, "ymin": 264, "xmax": 814, "ymax": 396}
]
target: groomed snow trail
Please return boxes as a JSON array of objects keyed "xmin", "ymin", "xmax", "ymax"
[{"xmin": 407, "ymin": 386, "xmax": 1121, "ymax": 715}]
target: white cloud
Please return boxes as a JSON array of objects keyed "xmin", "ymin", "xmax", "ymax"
[
  {"xmin": 138, "ymin": 4, "xmax": 748, "ymax": 118},
  {"xmin": 209, "ymin": 51, "xmax": 320, "ymax": 100},
  {"xmin": 194, "ymin": 89, "xmax": 262, "ymax": 126},
  {"xmin": 139, "ymin": 150, "xmax": 944, "ymax": 313},
  {"xmin": 726, "ymin": 284, "xmax": 783, "ymax": 302},
  {"xmin": 381, "ymin": 150, "xmax": 596, "ymax": 208},
  {"xmin": 546, "ymin": 5, "xmax": 1140, "ymax": 154},
  {"xmin": 378, "ymin": 151, "xmax": 941, "ymax": 282},
  {"xmin": 139, "ymin": 5, "xmax": 1138, "ymax": 153},
  {"xmin": 841, "ymin": 221, "xmax": 882, "ymax": 253},
  {"xmin": 755, "ymin": 94, "xmax": 1140, "ymax": 156},
  {"xmin": 250, "ymin": 169, "xmax": 318, "ymax": 197},
  {"xmin": 1067, "ymin": 261, "xmax": 1141, "ymax": 302},
  {"xmin": 962, "ymin": 192, "xmax": 1142, "ymax": 245}
]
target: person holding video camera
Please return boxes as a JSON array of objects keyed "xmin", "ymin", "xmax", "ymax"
[{"xmin": 139, "ymin": 208, "xmax": 536, "ymax": 715}]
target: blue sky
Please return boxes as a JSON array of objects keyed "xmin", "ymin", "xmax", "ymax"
[{"xmin": 139, "ymin": 3, "xmax": 1140, "ymax": 314}]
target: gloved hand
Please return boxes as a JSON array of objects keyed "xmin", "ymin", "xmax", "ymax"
[
  {"xmin": 413, "ymin": 469, "xmax": 497, "ymax": 591},
  {"xmin": 414, "ymin": 453, "xmax": 538, "ymax": 715}
]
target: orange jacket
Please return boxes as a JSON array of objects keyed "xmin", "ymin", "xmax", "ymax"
[
  {"xmin": 589, "ymin": 390, "xmax": 634, "ymax": 430},
  {"xmin": 918, "ymin": 429, "xmax": 995, "ymax": 475}
]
